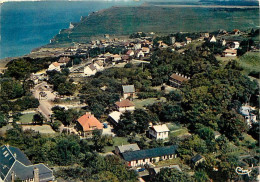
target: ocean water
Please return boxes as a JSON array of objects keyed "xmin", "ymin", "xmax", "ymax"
[{"xmin": 0, "ymin": 1, "xmax": 141, "ymax": 59}]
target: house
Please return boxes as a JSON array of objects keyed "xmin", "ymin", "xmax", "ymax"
[
  {"xmin": 108, "ymin": 111, "xmax": 122, "ymax": 125},
  {"xmin": 93, "ymin": 62, "xmax": 104, "ymax": 71},
  {"xmin": 169, "ymin": 73, "xmax": 190, "ymax": 88},
  {"xmin": 111, "ymin": 54, "xmax": 122, "ymax": 62},
  {"xmin": 170, "ymin": 36, "xmax": 176, "ymax": 45},
  {"xmin": 0, "ymin": 145, "xmax": 54, "ymax": 182},
  {"xmin": 121, "ymin": 145, "xmax": 178, "ymax": 167},
  {"xmin": 149, "ymin": 165, "xmax": 181, "ymax": 180},
  {"xmin": 209, "ymin": 35, "xmax": 217, "ymax": 43},
  {"xmin": 221, "ymin": 39, "xmax": 226, "ymax": 46},
  {"xmin": 135, "ymin": 50, "xmax": 144, "ymax": 59},
  {"xmin": 191, "ymin": 154, "xmax": 205, "ymax": 167},
  {"xmin": 142, "ymin": 47, "xmax": 150, "ymax": 54},
  {"xmin": 76, "ymin": 112, "xmax": 103, "ymax": 137},
  {"xmin": 122, "ymin": 55, "xmax": 130, "ymax": 62},
  {"xmin": 186, "ymin": 37, "xmax": 192, "ymax": 44},
  {"xmin": 58, "ymin": 56, "xmax": 71, "ymax": 65},
  {"xmin": 231, "ymin": 41, "xmax": 240, "ymax": 49},
  {"xmin": 84, "ymin": 63, "xmax": 97, "ymax": 76},
  {"xmin": 134, "ymin": 43, "xmax": 142, "ymax": 50},
  {"xmin": 200, "ymin": 32, "xmax": 209, "ymax": 38},
  {"xmin": 233, "ymin": 29, "xmax": 240, "ymax": 35},
  {"xmin": 115, "ymin": 99, "xmax": 135, "ymax": 112},
  {"xmin": 126, "ymin": 50, "xmax": 135, "ymax": 57},
  {"xmin": 149, "ymin": 124, "xmax": 170, "ymax": 140},
  {"xmin": 240, "ymin": 106, "xmax": 257, "ymax": 127},
  {"xmin": 223, "ymin": 49, "xmax": 237, "ymax": 57},
  {"xmin": 122, "ymin": 85, "xmax": 135, "ymax": 99},
  {"xmin": 47, "ymin": 62, "xmax": 61, "ymax": 72},
  {"xmin": 115, "ymin": 144, "xmax": 140, "ymax": 155},
  {"xmin": 174, "ymin": 42, "xmax": 183, "ymax": 48}
]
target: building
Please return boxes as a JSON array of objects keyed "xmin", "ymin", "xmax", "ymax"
[
  {"xmin": 58, "ymin": 57, "xmax": 71, "ymax": 65},
  {"xmin": 0, "ymin": 145, "xmax": 54, "ymax": 182},
  {"xmin": 122, "ymin": 85, "xmax": 135, "ymax": 99},
  {"xmin": 108, "ymin": 111, "xmax": 122, "ymax": 125},
  {"xmin": 240, "ymin": 106, "xmax": 257, "ymax": 127},
  {"xmin": 223, "ymin": 49, "xmax": 237, "ymax": 57},
  {"xmin": 231, "ymin": 41, "xmax": 240, "ymax": 49},
  {"xmin": 221, "ymin": 39, "xmax": 226, "ymax": 46},
  {"xmin": 209, "ymin": 35, "xmax": 217, "ymax": 43},
  {"xmin": 169, "ymin": 73, "xmax": 190, "ymax": 88},
  {"xmin": 121, "ymin": 145, "xmax": 178, "ymax": 167},
  {"xmin": 149, "ymin": 124, "xmax": 170, "ymax": 140},
  {"xmin": 170, "ymin": 36, "xmax": 176, "ymax": 45},
  {"xmin": 115, "ymin": 99, "xmax": 135, "ymax": 112},
  {"xmin": 233, "ymin": 29, "xmax": 240, "ymax": 35},
  {"xmin": 126, "ymin": 50, "xmax": 135, "ymax": 57},
  {"xmin": 142, "ymin": 47, "xmax": 150, "ymax": 54},
  {"xmin": 76, "ymin": 112, "xmax": 103, "ymax": 137},
  {"xmin": 115, "ymin": 144, "xmax": 140, "ymax": 155},
  {"xmin": 111, "ymin": 54, "xmax": 122, "ymax": 62},
  {"xmin": 84, "ymin": 63, "xmax": 97, "ymax": 76},
  {"xmin": 200, "ymin": 32, "xmax": 209, "ymax": 38},
  {"xmin": 191, "ymin": 154, "xmax": 205, "ymax": 167},
  {"xmin": 134, "ymin": 43, "xmax": 142, "ymax": 50},
  {"xmin": 186, "ymin": 37, "xmax": 192, "ymax": 44},
  {"xmin": 47, "ymin": 62, "xmax": 61, "ymax": 72},
  {"xmin": 135, "ymin": 50, "xmax": 144, "ymax": 59}
]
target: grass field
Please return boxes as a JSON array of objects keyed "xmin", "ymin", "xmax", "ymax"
[
  {"xmin": 237, "ymin": 52, "xmax": 260, "ymax": 75},
  {"xmin": 133, "ymin": 97, "xmax": 166, "ymax": 109},
  {"xmin": 22, "ymin": 125, "xmax": 55, "ymax": 134},
  {"xmin": 104, "ymin": 137, "xmax": 129, "ymax": 153},
  {"xmin": 51, "ymin": 6, "xmax": 259, "ymax": 44},
  {"xmin": 19, "ymin": 113, "xmax": 35, "ymax": 124}
]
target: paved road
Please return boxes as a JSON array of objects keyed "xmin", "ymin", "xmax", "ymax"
[{"xmin": 32, "ymin": 81, "xmax": 56, "ymax": 121}]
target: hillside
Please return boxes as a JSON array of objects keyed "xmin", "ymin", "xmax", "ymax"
[{"xmin": 50, "ymin": 5, "xmax": 259, "ymax": 45}]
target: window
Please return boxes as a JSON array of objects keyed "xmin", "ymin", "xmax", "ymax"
[
  {"xmin": 136, "ymin": 160, "xmax": 138, "ymax": 163},
  {"xmin": 143, "ymin": 159, "xmax": 145, "ymax": 162}
]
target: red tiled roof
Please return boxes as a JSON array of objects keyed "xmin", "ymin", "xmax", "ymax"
[
  {"xmin": 115, "ymin": 99, "xmax": 135, "ymax": 107},
  {"xmin": 223, "ymin": 49, "xmax": 237, "ymax": 54},
  {"xmin": 170, "ymin": 73, "xmax": 188, "ymax": 82},
  {"xmin": 77, "ymin": 113, "xmax": 103, "ymax": 132},
  {"xmin": 52, "ymin": 62, "xmax": 60, "ymax": 67}
]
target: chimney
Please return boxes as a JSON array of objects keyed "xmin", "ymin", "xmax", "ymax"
[
  {"xmin": 34, "ymin": 167, "xmax": 40, "ymax": 182},
  {"xmin": 11, "ymin": 172, "xmax": 15, "ymax": 182}
]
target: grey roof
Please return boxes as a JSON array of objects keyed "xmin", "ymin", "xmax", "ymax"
[
  {"xmin": 0, "ymin": 145, "xmax": 54, "ymax": 182},
  {"xmin": 122, "ymin": 85, "xmax": 135, "ymax": 93},
  {"xmin": 116, "ymin": 144, "xmax": 140, "ymax": 153},
  {"xmin": 122, "ymin": 145, "xmax": 177, "ymax": 161},
  {"xmin": 191, "ymin": 154, "xmax": 204, "ymax": 163},
  {"xmin": 5, "ymin": 162, "xmax": 54, "ymax": 182}
]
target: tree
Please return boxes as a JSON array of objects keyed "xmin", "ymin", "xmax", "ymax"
[
  {"xmin": 154, "ymin": 168, "xmax": 192, "ymax": 182},
  {"xmin": 194, "ymin": 170, "xmax": 210, "ymax": 182},
  {"xmin": 33, "ymin": 113, "xmax": 44, "ymax": 125},
  {"xmin": 115, "ymin": 112, "xmax": 135, "ymax": 136},
  {"xmin": 133, "ymin": 109, "xmax": 150, "ymax": 134},
  {"xmin": 0, "ymin": 112, "xmax": 7, "ymax": 128}
]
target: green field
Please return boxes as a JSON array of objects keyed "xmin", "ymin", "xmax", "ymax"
[
  {"xmin": 51, "ymin": 6, "xmax": 259, "ymax": 45},
  {"xmin": 19, "ymin": 113, "xmax": 35, "ymax": 124},
  {"xmin": 238, "ymin": 52, "xmax": 260, "ymax": 75}
]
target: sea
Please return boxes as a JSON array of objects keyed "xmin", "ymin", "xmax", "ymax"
[{"xmin": 0, "ymin": 1, "xmax": 142, "ymax": 59}]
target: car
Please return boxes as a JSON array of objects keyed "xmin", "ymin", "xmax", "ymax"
[
  {"xmin": 136, "ymin": 168, "xmax": 145, "ymax": 172},
  {"xmin": 103, "ymin": 123, "xmax": 108, "ymax": 128}
]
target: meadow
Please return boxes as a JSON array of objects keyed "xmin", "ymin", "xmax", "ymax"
[{"xmin": 51, "ymin": 5, "xmax": 259, "ymax": 44}]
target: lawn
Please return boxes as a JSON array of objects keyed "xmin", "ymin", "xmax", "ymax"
[
  {"xmin": 22, "ymin": 125, "xmax": 56, "ymax": 134},
  {"xmin": 155, "ymin": 158, "xmax": 181, "ymax": 167},
  {"xmin": 169, "ymin": 127, "xmax": 190, "ymax": 138},
  {"xmin": 104, "ymin": 137, "xmax": 129, "ymax": 153},
  {"xmin": 133, "ymin": 97, "xmax": 166, "ymax": 109},
  {"xmin": 19, "ymin": 113, "xmax": 35, "ymax": 124}
]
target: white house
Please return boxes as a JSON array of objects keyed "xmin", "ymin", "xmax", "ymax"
[
  {"xmin": 149, "ymin": 124, "xmax": 170, "ymax": 140},
  {"xmin": 186, "ymin": 37, "xmax": 192, "ymax": 44},
  {"xmin": 84, "ymin": 63, "xmax": 97, "ymax": 76},
  {"xmin": 136, "ymin": 50, "xmax": 144, "ymax": 59},
  {"xmin": 111, "ymin": 54, "xmax": 122, "ymax": 62},
  {"xmin": 115, "ymin": 99, "xmax": 135, "ymax": 112},
  {"xmin": 223, "ymin": 49, "xmax": 237, "ymax": 57},
  {"xmin": 232, "ymin": 41, "xmax": 240, "ymax": 49},
  {"xmin": 108, "ymin": 111, "xmax": 122, "ymax": 125},
  {"xmin": 142, "ymin": 47, "xmax": 150, "ymax": 54},
  {"xmin": 221, "ymin": 39, "xmax": 226, "ymax": 46},
  {"xmin": 93, "ymin": 62, "xmax": 104, "ymax": 71},
  {"xmin": 134, "ymin": 43, "xmax": 142, "ymax": 50},
  {"xmin": 48, "ymin": 62, "xmax": 61, "ymax": 72},
  {"xmin": 240, "ymin": 106, "xmax": 258, "ymax": 127},
  {"xmin": 209, "ymin": 35, "xmax": 217, "ymax": 43}
]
